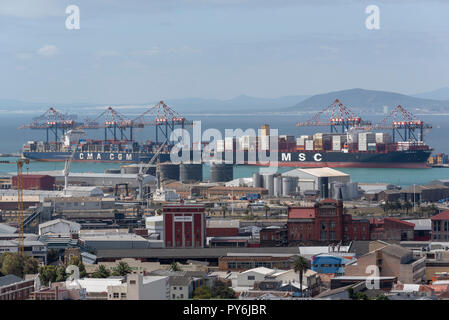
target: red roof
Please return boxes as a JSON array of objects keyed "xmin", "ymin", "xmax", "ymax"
[
  {"xmin": 431, "ymin": 211, "xmax": 449, "ymax": 221},
  {"xmin": 384, "ymin": 217, "xmax": 415, "ymax": 227},
  {"xmin": 288, "ymin": 207, "xmax": 315, "ymax": 219}
]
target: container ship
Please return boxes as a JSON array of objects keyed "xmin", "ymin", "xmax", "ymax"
[
  {"xmin": 19, "ymin": 101, "xmax": 433, "ymax": 168},
  {"xmin": 21, "ymin": 126, "xmax": 432, "ymax": 168}
]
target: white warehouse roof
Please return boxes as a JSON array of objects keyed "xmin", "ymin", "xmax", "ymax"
[{"xmin": 282, "ymin": 167, "xmax": 349, "ymax": 178}]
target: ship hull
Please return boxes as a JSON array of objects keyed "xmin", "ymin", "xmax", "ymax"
[{"xmin": 23, "ymin": 149, "xmax": 432, "ymax": 168}]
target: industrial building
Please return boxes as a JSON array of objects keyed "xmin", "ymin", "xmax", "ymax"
[
  {"xmin": 163, "ymin": 204, "xmax": 206, "ymax": 248},
  {"xmin": 12, "ymin": 174, "xmax": 55, "ymax": 190},
  {"xmin": 287, "ymin": 199, "xmax": 371, "ymax": 243},
  {"xmin": 16, "ymin": 171, "xmax": 155, "ymax": 189}
]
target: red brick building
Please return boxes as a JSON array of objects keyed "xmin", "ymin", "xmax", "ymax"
[
  {"xmin": 0, "ymin": 275, "xmax": 34, "ymax": 300},
  {"xmin": 12, "ymin": 174, "xmax": 55, "ymax": 190},
  {"xmin": 163, "ymin": 204, "xmax": 206, "ymax": 248},
  {"xmin": 287, "ymin": 199, "xmax": 415, "ymax": 243},
  {"xmin": 288, "ymin": 199, "xmax": 371, "ymax": 243},
  {"xmin": 369, "ymin": 217, "xmax": 415, "ymax": 241},
  {"xmin": 431, "ymin": 211, "xmax": 449, "ymax": 241}
]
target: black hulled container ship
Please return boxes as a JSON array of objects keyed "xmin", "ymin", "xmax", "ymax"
[{"xmin": 20, "ymin": 101, "xmax": 433, "ymax": 168}]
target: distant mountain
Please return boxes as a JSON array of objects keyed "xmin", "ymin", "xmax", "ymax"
[
  {"xmin": 285, "ymin": 88, "xmax": 449, "ymax": 114},
  {"xmin": 412, "ymin": 87, "xmax": 449, "ymax": 101},
  {"xmin": 162, "ymin": 94, "xmax": 310, "ymax": 114}
]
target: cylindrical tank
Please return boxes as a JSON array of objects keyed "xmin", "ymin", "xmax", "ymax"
[
  {"xmin": 263, "ymin": 174, "xmax": 274, "ymax": 196},
  {"xmin": 180, "ymin": 163, "xmax": 203, "ymax": 182},
  {"xmin": 210, "ymin": 163, "xmax": 233, "ymax": 182},
  {"xmin": 158, "ymin": 163, "xmax": 180, "ymax": 181},
  {"xmin": 273, "ymin": 175, "xmax": 282, "ymax": 197},
  {"xmin": 282, "ymin": 176, "xmax": 297, "ymax": 197},
  {"xmin": 318, "ymin": 176, "xmax": 329, "ymax": 199},
  {"xmin": 120, "ymin": 165, "xmax": 139, "ymax": 174},
  {"xmin": 253, "ymin": 172, "xmax": 262, "ymax": 188},
  {"xmin": 105, "ymin": 168, "xmax": 121, "ymax": 174}
]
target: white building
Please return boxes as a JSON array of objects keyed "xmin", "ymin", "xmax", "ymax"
[
  {"xmin": 39, "ymin": 219, "xmax": 81, "ymax": 236},
  {"xmin": 66, "ymin": 278, "xmax": 125, "ymax": 300},
  {"xmin": 108, "ymin": 273, "xmax": 169, "ymax": 300},
  {"xmin": 282, "ymin": 167, "xmax": 350, "ymax": 192},
  {"xmin": 145, "ymin": 216, "xmax": 164, "ymax": 240}
]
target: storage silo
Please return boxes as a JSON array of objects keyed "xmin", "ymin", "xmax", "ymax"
[
  {"xmin": 318, "ymin": 176, "xmax": 329, "ymax": 199},
  {"xmin": 263, "ymin": 174, "xmax": 274, "ymax": 196},
  {"xmin": 210, "ymin": 163, "xmax": 234, "ymax": 182},
  {"xmin": 180, "ymin": 163, "xmax": 203, "ymax": 183},
  {"xmin": 282, "ymin": 176, "xmax": 297, "ymax": 197},
  {"xmin": 253, "ymin": 172, "xmax": 262, "ymax": 188},
  {"xmin": 158, "ymin": 163, "xmax": 180, "ymax": 181},
  {"xmin": 120, "ymin": 165, "xmax": 139, "ymax": 174},
  {"xmin": 273, "ymin": 175, "xmax": 282, "ymax": 197},
  {"xmin": 105, "ymin": 168, "xmax": 121, "ymax": 174}
]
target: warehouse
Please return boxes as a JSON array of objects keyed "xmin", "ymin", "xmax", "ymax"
[
  {"xmin": 12, "ymin": 174, "xmax": 55, "ymax": 190},
  {"xmin": 15, "ymin": 171, "xmax": 155, "ymax": 188},
  {"xmin": 281, "ymin": 167, "xmax": 354, "ymax": 199}
]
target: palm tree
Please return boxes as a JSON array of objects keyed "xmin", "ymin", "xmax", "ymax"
[
  {"xmin": 91, "ymin": 265, "xmax": 111, "ymax": 278},
  {"xmin": 112, "ymin": 262, "xmax": 132, "ymax": 276},
  {"xmin": 169, "ymin": 262, "xmax": 181, "ymax": 272},
  {"xmin": 293, "ymin": 256, "xmax": 309, "ymax": 296},
  {"xmin": 264, "ymin": 205, "xmax": 270, "ymax": 219}
]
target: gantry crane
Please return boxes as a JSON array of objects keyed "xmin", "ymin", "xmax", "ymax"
[
  {"xmin": 369, "ymin": 105, "xmax": 432, "ymax": 142},
  {"xmin": 18, "ymin": 107, "xmax": 79, "ymax": 143},
  {"xmin": 0, "ymin": 158, "xmax": 30, "ymax": 256},
  {"xmin": 296, "ymin": 99, "xmax": 371, "ymax": 133}
]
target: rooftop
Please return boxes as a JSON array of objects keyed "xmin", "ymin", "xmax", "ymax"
[
  {"xmin": 431, "ymin": 211, "xmax": 449, "ymax": 221},
  {"xmin": 282, "ymin": 167, "xmax": 349, "ymax": 178},
  {"xmin": 0, "ymin": 274, "xmax": 25, "ymax": 287}
]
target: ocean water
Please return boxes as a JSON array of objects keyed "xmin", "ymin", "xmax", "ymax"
[{"xmin": 0, "ymin": 113, "xmax": 448, "ymax": 187}]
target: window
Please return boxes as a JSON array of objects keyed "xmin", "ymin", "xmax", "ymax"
[
  {"xmin": 180, "ymin": 294, "xmax": 184, "ymax": 298},
  {"xmin": 113, "ymin": 293, "xmax": 119, "ymax": 299},
  {"xmin": 130, "ymin": 280, "xmax": 136, "ymax": 285},
  {"xmin": 121, "ymin": 293, "xmax": 126, "ymax": 298},
  {"xmin": 330, "ymin": 221, "xmax": 336, "ymax": 229},
  {"xmin": 173, "ymin": 287, "xmax": 176, "ymax": 290},
  {"xmin": 247, "ymin": 275, "xmax": 255, "ymax": 281}
]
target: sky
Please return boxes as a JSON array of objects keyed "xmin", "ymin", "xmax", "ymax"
[{"xmin": 1, "ymin": 0, "xmax": 449, "ymax": 104}]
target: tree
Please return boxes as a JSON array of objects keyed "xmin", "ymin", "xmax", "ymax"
[
  {"xmin": 211, "ymin": 280, "xmax": 235, "ymax": 299},
  {"xmin": 68, "ymin": 256, "xmax": 87, "ymax": 278},
  {"xmin": 403, "ymin": 201, "xmax": 413, "ymax": 216},
  {"xmin": 23, "ymin": 256, "xmax": 39, "ymax": 275},
  {"xmin": 112, "ymin": 261, "xmax": 132, "ymax": 276},
  {"xmin": 55, "ymin": 266, "xmax": 67, "ymax": 282},
  {"xmin": 169, "ymin": 262, "xmax": 181, "ymax": 272},
  {"xmin": 293, "ymin": 256, "xmax": 309, "ymax": 295},
  {"xmin": 0, "ymin": 252, "xmax": 39, "ymax": 278},
  {"xmin": 264, "ymin": 205, "xmax": 270, "ymax": 219},
  {"xmin": 193, "ymin": 285, "xmax": 212, "ymax": 300},
  {"xmin": 38, "ymin": 265, "xmax": 57, "ymax": 286},
  {"xmin": 221, "ymin": 205, "xmax": 227, "ymax": 218},
  {"xmin": 91, "ymin": 265, "xmax": 111, "ymax": 278},
  {"xmin": 1, "ymin": 253, "xmax": 23, "ymax": 277}
]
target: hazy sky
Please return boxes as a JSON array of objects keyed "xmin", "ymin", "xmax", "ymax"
[{"xmin": 1, "ymin": 0, "xmax": 449, "ymax": 104}]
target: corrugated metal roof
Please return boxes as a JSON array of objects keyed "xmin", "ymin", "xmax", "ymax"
[{"xmin": 282, "ymin": 167, "xmax": 349, "ymax": 178}]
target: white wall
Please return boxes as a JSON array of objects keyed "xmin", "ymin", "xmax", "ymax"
[
  {"xmin": 39, "ymin": 221, "xmax": 80, "ymax": 235},
  {"xmin": 236, "ymin": 271, "xmax": 267, "ymax": 288}
]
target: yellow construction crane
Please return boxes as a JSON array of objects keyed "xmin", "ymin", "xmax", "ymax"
[{"xmin": 0, "ymin": 158, "xmax": 30, "ymax": 255}]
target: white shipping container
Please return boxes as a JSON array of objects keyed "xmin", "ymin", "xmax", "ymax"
[
  {"xmin": 296, "ymin": 138, "xmax": 305, "ymax": 146},
  {"xmin": 332, "ymin": 142, "xmax": 341, "ymax": 151},
  {"xmin": 261, "ymin": 136, "xmax": 270, "ymax": 150},
  {"xmin": 225, "ymin": 137, "xmax": 234, "ymax": 151},
  {"xmin": 305, "ymin": 140, "xmax": 314, "ymax": 150},
  {"xmin": 216, "ymin": 140, "xmax": 225, "ymax": 152}
]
